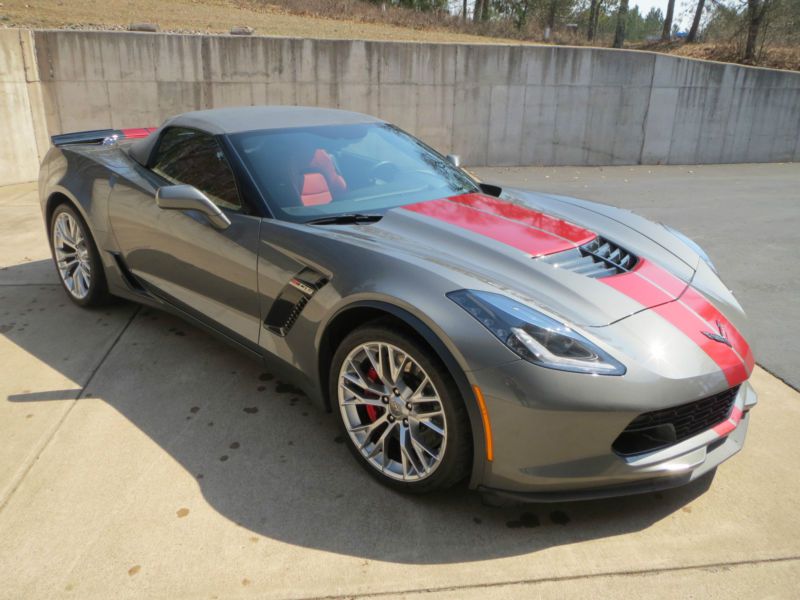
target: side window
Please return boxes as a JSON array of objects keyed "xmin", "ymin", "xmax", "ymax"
[{"xmin": 152, "ymin": 127, "xmax": 242, "ymax": 211}]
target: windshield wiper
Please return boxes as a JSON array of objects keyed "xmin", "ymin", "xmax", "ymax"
[{"xmin": 305, "ymin": 213, "xmax": 383, "ymax": 225}]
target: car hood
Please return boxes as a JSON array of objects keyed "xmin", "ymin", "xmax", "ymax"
[{"xmin": 327, "ymin": 191, "xmax": 698, "ymax": 327}]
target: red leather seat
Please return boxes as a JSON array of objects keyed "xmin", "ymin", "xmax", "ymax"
[
  {"xmin": 301, "ymin": 172, "xmax": 333, "ymax": 206},
  {"xmin": 310, "ymin": 149, "xmax": 347, "ymax": 194}
]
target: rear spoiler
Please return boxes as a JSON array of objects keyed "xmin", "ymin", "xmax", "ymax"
[{"xmin": 51, "ymin": 127, "xmax": 156, "ymax": 147}]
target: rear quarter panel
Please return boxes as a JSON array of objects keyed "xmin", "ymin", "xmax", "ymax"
[{"xmin": 39, "ymin": 144, "xmax": 124, "ymax": 250}]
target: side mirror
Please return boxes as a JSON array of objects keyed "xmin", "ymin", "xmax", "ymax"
[
  {"xmin": 156, "ymin": 185, "xmax": 231, "ymax": 230},
  {"xmin": 446, "ymin": 154, "xmax": 462, "ymax": 168}
]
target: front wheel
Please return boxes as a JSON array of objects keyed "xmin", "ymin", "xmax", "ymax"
[{"xmin": 330, "ymin": 322, "xmax": 471, "ymax": 493}]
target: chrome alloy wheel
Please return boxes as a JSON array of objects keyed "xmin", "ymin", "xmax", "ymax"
[
  {"xmin": 338, "ymin": 342, "xmax": 448, "ymax": 482},
  {"xmin": 52, "ymin": 211, "xmax": 92, "ymax": 300}
]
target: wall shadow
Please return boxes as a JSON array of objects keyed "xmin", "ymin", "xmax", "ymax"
[{"xmin": 2, "ymin": 260, "xmax": 713, "ymax": 564}]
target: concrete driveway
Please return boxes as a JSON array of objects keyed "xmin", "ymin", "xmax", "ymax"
[{"xmin": 1, "ymin": 167, "xmax": 799, "ymax": 599}]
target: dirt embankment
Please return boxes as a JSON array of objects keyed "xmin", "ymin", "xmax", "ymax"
[
  {"xmin": 0, "ymin": 0, "xmax": 524, "ymax": 44},
  {"xmin": 2, "ymin": 0, "xmax": 798, "ymax": 71}
]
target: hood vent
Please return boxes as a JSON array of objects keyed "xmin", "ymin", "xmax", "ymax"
[{"xmin": 538, "ymin": 237, "xmax": 638, "ymax": 279}]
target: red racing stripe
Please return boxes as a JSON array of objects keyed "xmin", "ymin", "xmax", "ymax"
[
  {"xmin": 680, "ymin": 287, "xmax": 755, "ymax": 375},
  {"xmin": 403, "ymin": 196, "xmax": 588, "ymax": 257},
  {"xmin": 632, "ymin": 259, "xmax": 687, "ymax": 297},
  {"xmin": 602, "ymin": 260, "xmax": 751, "ymax": 387},
  {"xmin": 713, "ymin": 405, "xmax": 743, "ymax": 437},
  {"xmin": 653, "ymin": 301, "xmax": 749, "ymax": 387},
  {"xmin": 445, "ymin": 194, "xmax": 595, "ymax": 245},
  {"xmin": 601, "ymin": 259, "xmax": 677, "ymax": 307}
]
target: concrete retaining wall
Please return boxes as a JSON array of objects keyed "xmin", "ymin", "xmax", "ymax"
[
  {"xmin": 3, "ymin": 30, "xmax": 800, "ymax": 185},
  {"xmin": 0, "ymin": 30, "xmax": 49, "ymax": 185}
]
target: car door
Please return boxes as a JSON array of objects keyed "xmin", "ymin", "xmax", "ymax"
[{"xmin": 109, "ymin": 127, "xmax": 262, "ymax": 348}]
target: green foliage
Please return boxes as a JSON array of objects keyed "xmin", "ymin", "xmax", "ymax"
[
  {"xmin": 769, "ymin": 0, "xmax": 800, "ymax": 44},
  {"xmin": 568, "ymin": 0, "xmax": 662, "ymax": 42},
  {"xmin": 703, "ymin": 0, "xmax": 798, "ymax": 51},
  {"xmin": 365, "ymin": 0, "xmax": 793, "ymax": 59},
  {"xmin": 643, "ymin": 6, "xmax": 664, "ymax": 37},
  {"xmin": 491, "ymin": 0, "xmax": 580, "ymax": 31},
  {"xmin": 365, "ymin": 0, "xmax": 449, "ymax": 11}
]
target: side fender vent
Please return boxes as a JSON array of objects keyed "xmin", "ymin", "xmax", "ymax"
[
  {"xmin": 110, "ymin": 252, "xmax": 146, "ymax": 292},
  {"xmin": 265, "ymin": 267, "xmax": 328, "ymax": 336}
]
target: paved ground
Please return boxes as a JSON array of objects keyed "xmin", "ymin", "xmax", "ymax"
[
  {"xmin": 1, "ymin": 167, "xmax": 799, "ymax": 599},
  {"xmin": 477, "ymin": 162, "xmax": 800, "ymax": 390}
]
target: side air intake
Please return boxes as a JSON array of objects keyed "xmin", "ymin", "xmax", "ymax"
[{"xmin": 264, "ymin": 267, "xmax": 328, "ymax": 336}]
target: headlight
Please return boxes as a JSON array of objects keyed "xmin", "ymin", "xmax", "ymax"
[
  {"xmin": 663, "ymin": 224, "xmax": 718, "ymax": 275},
  {"xmin": 448, "ymin": 290, "xmax": 626, "ymax": 376}
]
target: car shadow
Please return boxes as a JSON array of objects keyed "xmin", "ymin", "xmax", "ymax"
[{"xmin": 2, "ymin": 259, "xmax": 713, "ymax": 564}]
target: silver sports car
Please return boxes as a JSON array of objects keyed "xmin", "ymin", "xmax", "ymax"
[{"xmin": 39, "ymin": 106, "xmax": 756, "ymax": 501}]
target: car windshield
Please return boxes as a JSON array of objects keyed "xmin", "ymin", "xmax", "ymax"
[{"xmin": 229, "ymin": 123, "xmax": 479, "ymax": 223}]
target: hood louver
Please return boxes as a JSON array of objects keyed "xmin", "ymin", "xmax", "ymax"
[{"xmin": 538, "ymin": 237, "xmax": 638, "ymax": 279}]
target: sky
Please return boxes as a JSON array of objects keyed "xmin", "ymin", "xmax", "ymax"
[{"xmin": 631, "ymin": 0, "xmax": 694, "ymax": 27}]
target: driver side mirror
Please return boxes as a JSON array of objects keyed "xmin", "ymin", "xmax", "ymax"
[
  {"xmin": 156, "ymin": 185, "xmax": 231, "ymax": 230},
  {"xmin": 446, "ymin": 154, "xmax": 462, "ymax": 168}
]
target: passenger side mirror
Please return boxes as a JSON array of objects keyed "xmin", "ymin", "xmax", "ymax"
[
  {"xmin": 156, "ymin": 185, "xmax": 231, "ymax": 230},
  {"xmin": 446, "ymin": 154, "xmax": 461, "ymax": 168}
]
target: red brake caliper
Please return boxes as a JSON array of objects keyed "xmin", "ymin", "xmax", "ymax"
[{"xmin": 365, "ymin": 367, "xmax": 381, "ymax": 422}]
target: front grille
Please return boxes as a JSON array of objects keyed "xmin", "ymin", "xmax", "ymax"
[
  {"xmin": 539, "ymin": 237, "xmax": 638, "ymax": 279},
  {"xmin": 612, "ymin": 387, "xmax": 739, "ymax": 456}
]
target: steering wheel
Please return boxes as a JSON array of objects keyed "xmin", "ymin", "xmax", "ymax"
[{"xmin": 368, "ymin": 161, "xmax": 399, "ymax": 184}]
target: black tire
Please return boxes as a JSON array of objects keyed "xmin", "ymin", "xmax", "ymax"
[
  {"xmin": 330, "ymin": 320, "xmax": 472, "ymax": 494},
  {"xmin": 49, "ymin": 203, "xmax": 111, "ymax": 307}
]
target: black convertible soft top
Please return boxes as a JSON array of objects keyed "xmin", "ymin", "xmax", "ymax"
[{"xmin": 128, "ymin": 106, "xmax": 382, "ymax": 167}]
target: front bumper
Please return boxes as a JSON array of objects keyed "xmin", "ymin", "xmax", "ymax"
[{"xmin": 469, "ymin": 359, "xmax": 757, "ymax": 501}]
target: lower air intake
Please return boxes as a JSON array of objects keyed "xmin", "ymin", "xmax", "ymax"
[{"xmin": 612, "ymin": 387, "xmax": 739, "ymax": 456}]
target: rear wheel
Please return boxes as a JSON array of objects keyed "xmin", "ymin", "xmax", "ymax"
[
  {"xmin": 50, "ymin": 203, "xmax": 110, "ymax": 307},
  {"xmin": 330, "ymin": 322, "xmax": 471, "ymax": 493}
]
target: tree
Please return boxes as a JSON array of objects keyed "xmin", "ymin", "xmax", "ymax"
[
  {"xmin": 586, "ymin": 0, "xmax": 600, "ymax": 42},
  {"xmin": 662, "ymin": 0, "xmax": 676, "ymax": 40},
  {"xmin": 545, "ymin": 0, "xmax": 559, "ymax": 31},
  {"xmin": 643, "ymin": 6, "xmax": 664, "ymax": 38},
  {"xmin": 473, "ymin": 0, "xmax": 489, "ymax": 22},
  {"xmin": 492, "ymin": 0, "xmax": 531, "ymax": 29},
  {"xmin": 587, "ymin": 0, "xmax": 602, "ymax": 40},
  {"xmin": 369, "ymin": 0, "xmax": 448, "ymax": 9},
  {"xmin": 743, "ymin": 0, "xmax": 773, "ymax": 61},
  {"xmin": 613, "ymin": 0, "xmax": 630, "ymax": 47},
  {"xmin": 687, "ymin": 0, "xmax": 706, "ymax": 41},
  {"xmin": 407, "ymin": 0, "xmax": 448, "ymax": 9}
]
